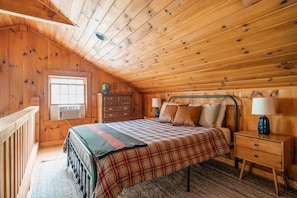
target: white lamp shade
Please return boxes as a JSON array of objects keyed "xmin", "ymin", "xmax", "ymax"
[
  {"xmin": 252, "ymin": 97, "xmax": 276, "ymax": 115},
  {"xmin": 152, "ymin": 98, "xmax": 161, "ymax": 107}
]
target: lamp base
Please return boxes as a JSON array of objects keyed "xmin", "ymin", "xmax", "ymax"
[
  {"xmin": 258, "ymin": 115, "xmax": 270, "ymax": 135},
  {"xmin": 155, "ymin": 107, "xmax": 160, "ymax": 117}
]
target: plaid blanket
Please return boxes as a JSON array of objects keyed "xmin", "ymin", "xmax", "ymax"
[{"xmin": 92, "ymin": 119, "xmax": 230, "ymax": 198}]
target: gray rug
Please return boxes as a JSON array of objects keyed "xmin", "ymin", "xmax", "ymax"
[
  {"xmin": 31, "ymin": 158, "xmax": 82, "ymax": 198},
  {"xmin": 119, "ymin": 160, "xmax": 297, "ymax": 198},
  {"xmin": 31, "ymin": 158, "xmax": 297, "ymax": 198}
]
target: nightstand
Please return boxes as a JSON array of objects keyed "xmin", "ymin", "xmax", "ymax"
[{"xmin": 234, "ymin": 130, "xmax": 294, "ymax": 195}]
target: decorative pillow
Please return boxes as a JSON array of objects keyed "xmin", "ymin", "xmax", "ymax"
[
  {"xmin": 159, "ymin": 105, "xmax": 178, "ymax": 123},
  {"xmin": 172, "ymin": 105, "xmax": 202, "ymax": 126},
  {"xmin": 215, "ymin": 100, "xmax": 226, "ymax": 128},
  {"xmin": 199, "ymin": 103, "xmax": 221, "ymax": 127},
  {"xmin": 159, "ymin": 102, "xmax": 179, "ymax": 118}
]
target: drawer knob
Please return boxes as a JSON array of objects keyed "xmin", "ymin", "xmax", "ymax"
[
  {"xmin": 254, "ymin": 143, "xmax": 258, "ymax": 146},
  {"xmin": 254, "ymin": 154, "xmax": 259, "ymax": 158}
]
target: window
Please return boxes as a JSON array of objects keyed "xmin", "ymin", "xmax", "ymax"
[
  {"xmin": 49, "ymin": 75, "xmax": 87, "ymax": 120},
  {"xmin": 49, "ymin": 76, "xmax": 86, "ymax": 105}
]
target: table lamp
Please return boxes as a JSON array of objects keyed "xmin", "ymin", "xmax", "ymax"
[
  {"xmin": 152, "ymin": 98, "xmax": 161, "ymax": 117},
  {"xmin": 252, "ymin": 97, "xmax": 275, "ymax": 135}
]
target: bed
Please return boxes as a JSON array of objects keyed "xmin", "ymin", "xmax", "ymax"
[{"xmin": 64, "ymin": 95, "xmax": 239, "ymax": 198}]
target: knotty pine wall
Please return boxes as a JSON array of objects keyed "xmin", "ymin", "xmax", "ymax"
[
  {"xmin": 0, "ymin": 26, "xmax": 143, "ymax": 146},
  {"xmin": 144, "ymin": 88, "xmax": 297, "ymax": 165}
]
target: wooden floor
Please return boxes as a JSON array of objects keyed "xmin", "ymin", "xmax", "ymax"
[{"xmin": 26, "ymin": 145, "xmax": 66, "ymax": 198}]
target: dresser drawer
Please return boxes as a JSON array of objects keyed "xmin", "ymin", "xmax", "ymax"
[
  {"xmin": 104, "ymin": 96, "xmax": 118, "ymax": 101},
  {"xmin": 104, "ymin": 111, "xmax": 131, "ymax": 118},
  {"xmin": 104, "ymin": 100, "xmax": 119, "ymax": 106},
  {"xmin": 118, "ymin": 96, "xmax": 131, "ymax": 101},
  {"xmin": 117, "ymin": 100, "xmax": 131, "ymax": 105},
  {"xmin": 104, "ymin": 97, "xmax": 131, "ymax": 106},
  {"xmin": 104, "ymin": 106, "xmax": 130, "ymax": 112},
  {"xmin": 235, "ymin": 135, "xmax": 281, "ymax": 155},
  {"xmin": 236, "ymin": 146, "xmax": 282, "ymax": 169}
]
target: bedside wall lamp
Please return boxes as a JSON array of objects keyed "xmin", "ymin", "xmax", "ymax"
[
  {"xmin": 252, "ymin": 97, "xmax": 276, "ymax": 135},
  {"xmin": 152, "ymin": 98, "xmax": 161, "ymax": 117}
]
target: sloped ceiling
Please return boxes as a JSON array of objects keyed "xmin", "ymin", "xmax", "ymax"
[{"xmin": 0, "ymin": 0, "xmax": 296, "ymax": 93}]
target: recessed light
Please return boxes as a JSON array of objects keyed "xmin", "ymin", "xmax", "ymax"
[{"xmin": 95, "ymin": 32, "xmax": 107, "ymax": 41}]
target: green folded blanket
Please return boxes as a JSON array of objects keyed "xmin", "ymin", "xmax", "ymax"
[{"xmin": 71, "ymin": 123, "xmax": 147, "ymax": 159}]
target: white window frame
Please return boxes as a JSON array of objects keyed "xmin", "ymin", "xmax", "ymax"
[
  {"xmin": 49, "ymin": 75, "xmax": 87, "ymax": 105},
  {"xmin": 45, "ymin": 70, "xmax": 91, "ymax": 120}
]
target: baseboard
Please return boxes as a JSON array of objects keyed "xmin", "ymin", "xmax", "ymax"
[{"xmin": 40, "ymin": 140, "xmax": 64, "ymax": 147}]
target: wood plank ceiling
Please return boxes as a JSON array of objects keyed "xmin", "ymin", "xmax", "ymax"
[{"xmin": 0, "ymin": 0, "xmax": 297, "ymax": 93}]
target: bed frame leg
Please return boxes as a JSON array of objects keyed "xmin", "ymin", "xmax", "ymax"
[
  {"xmin": 234, "ymin": 157, "xmax": 239, "ymax": 169},
  {"xmin": 187, "ymin": 166, "xmax": 190, "ymax": 192}
]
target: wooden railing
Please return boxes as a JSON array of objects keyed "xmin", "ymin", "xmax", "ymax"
[{"xmin": 0, "ymin": 106, "xmax": 39, "ymax": 198}]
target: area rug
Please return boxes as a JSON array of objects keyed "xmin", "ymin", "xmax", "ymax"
[
  {"xmin": 31, "ymin": 158, "xmax": 297, "ymax": 198},
  {"xmin": 31, "ymin": 158, "xmax": 82, "ymax": 198},
  {"xmin": 119, "ymin": 160, "xmax": 297, "ymax": 198}
]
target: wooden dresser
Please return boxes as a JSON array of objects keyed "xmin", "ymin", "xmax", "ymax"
[
  {"xmin": 234, "ymin": 130, "xmax": 294, "ymax": 195},
  {"xmin": 97, "ymin": 93, "xmax": 132, "ymax": 123}
]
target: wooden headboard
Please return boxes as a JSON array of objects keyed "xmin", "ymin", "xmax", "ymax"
[{"xmin": 168, "ymin": 95, "xmax": 239, "ymax": 133}]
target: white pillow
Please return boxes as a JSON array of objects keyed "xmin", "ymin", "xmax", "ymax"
[
  {"xmin": 199, "ymin": 103, "xmax": 221, "ymax": 127},
  {"xmin": 159, "ymin": 102, "xmax": 179, "ymax": 118},
  {"xmin": 215, "ymin": 100, "xmax": 226, "ymax": 128}
]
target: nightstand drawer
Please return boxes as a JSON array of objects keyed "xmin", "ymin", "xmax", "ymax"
[
  {"xmin": 236, "ymin": 146, "xmax": 282, "ymax": 169},
  {"xmin": 235, "ymin": 135, "xmax": 281, "ymax": 155}
]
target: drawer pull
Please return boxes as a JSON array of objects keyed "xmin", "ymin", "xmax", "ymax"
[
  {"xmin": 254, "ymin": 154, "xmax": 259, "ymax": 158},
  {"xmin": 254, "ymin": 143, "xmax": 258, "ymax": 146}
]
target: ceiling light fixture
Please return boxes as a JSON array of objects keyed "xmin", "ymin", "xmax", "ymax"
[{"xmin": 95, "ymin": 32, "xmax": 107, "ymax": 41}]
